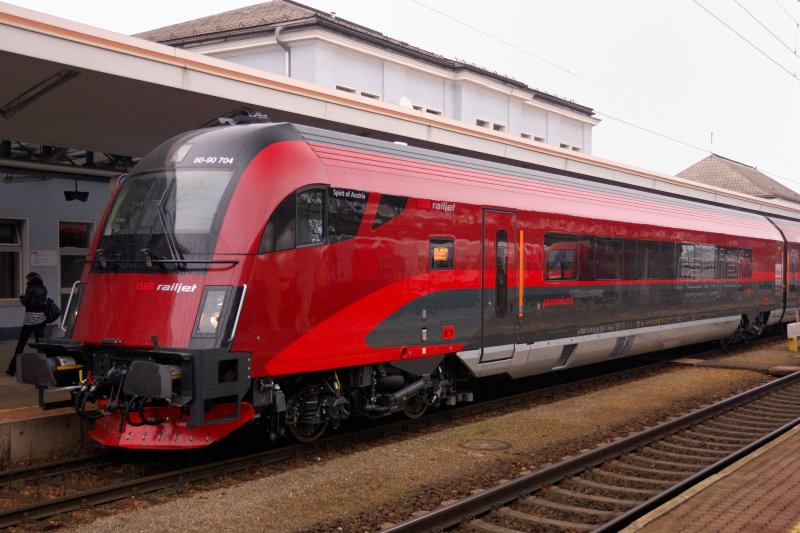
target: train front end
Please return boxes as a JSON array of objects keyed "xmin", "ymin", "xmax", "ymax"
[{"xmin": 17, "ymin": 120, "xmax": 313, "ymax": 449}]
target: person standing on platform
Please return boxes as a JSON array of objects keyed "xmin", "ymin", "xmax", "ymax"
[{"xmin": 7, "ymin": 272, "xmax": 48, "ymax": 376}]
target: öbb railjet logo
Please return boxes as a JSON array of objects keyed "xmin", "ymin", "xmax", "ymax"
[{"xmin": 136, "ymin": 282, "xmax": 198, "ymax": 293}]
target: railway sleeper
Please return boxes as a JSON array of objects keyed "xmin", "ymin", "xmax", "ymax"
[
  {"xmin": 607, "ymin": 460, "xmax": 689, "ymax": 479},
  {"xmin": 668, "ymin": 434, "xmax": 744, "ymax": 450},
  {"xmin": 681, "ymin": 429, "xmax": 754, "ymax": 444},
  {"xmin": 716, "ymin": 412, "xmax": 794, "ymax": 425},
  {"xmin": 697, "ymin": 422, "xmax": 767, "ymax": 438},
  {"xmin": 497, "ymin": 507, "xmax": 595, "ymax": 531},
  {"xmin": 523, "ymin": 495, "xmax": 617, "ymax": 519},
  {"xmin": 625, "ymin": 452, "xmax": 706, "ymax": 470},
  {"xmin": 545, "ymin": 485, "xmax": 641, "ymax": 508},
  {"xmin": 588, "ymin": 468, "xmax": 674, "ymax": 488},
  {"xmin": 655, "ymin": 440, "xmax": 732, "ymax": 457},
  {"xmin": 639, "ymin": 447, "xmax": 718, "ymax": 464},
  {"xmin": 767, "ymin": 393, "xmax": 800, "ymax": 405},
  {"xmin": 568, "ymin": 477, "xmax": 660, "ymax": 498},
  {"xmin": 468, "ymin": 518, "xmax": 526, "ymax": 533},
  {"xmin": 753, "ymin": 400, "xmax": 800, "ymax": 418}
]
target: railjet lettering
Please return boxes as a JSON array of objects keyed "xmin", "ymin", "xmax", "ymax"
[
  {"xmin": 541, "ymin": 296, "xmax": 574, "ymax": 308},
  {"xmin": 417, "ymin": 198, "xmax": 456, "ymax": 213},
  {"xmin": 135, "ymin": 282, "xmax": 198, "ymax": 293},
  {"xmin": 157, "ymin": 283, "xmax": 198, "ymax": 293}
]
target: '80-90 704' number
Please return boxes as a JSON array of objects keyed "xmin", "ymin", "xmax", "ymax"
[{"xmin": 193, "ymin": 156, "xmax": 234, "ymax": 164}]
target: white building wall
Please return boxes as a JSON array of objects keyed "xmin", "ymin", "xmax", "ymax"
[
  {"xmin": 459, "ymin": 83, "xmax": 510, "ymax": 132},
  {"xmin": 224, "ymin": 48, "xmax": 285, "ymax": 75},
  {"xmin": 521, "ymin": 106, "xmax": 548, "ymax": 142},
  {"xmin": 203, "ymin": 33, "xmax": 596, "ymax": 152}
]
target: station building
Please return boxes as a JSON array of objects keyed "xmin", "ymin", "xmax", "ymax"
[{"xmin": 0, "ymin": 0, "xmax": 597, "ymax": 339}]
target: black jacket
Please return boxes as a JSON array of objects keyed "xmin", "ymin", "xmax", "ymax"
[{"xmin": 20, "ymin": 279, "xmax": 47, "ymax": 312}]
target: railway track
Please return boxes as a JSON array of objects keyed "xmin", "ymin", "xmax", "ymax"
[
  {"xmin": 0, "ymin": 356, "xmax": 669, "ymax": 530},
  {"xmin": 383, "ymin": 368, "xmax": 800, "ymax": 532}
]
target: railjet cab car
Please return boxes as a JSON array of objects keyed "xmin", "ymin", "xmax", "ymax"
[{"xmin": 15, "ymin": 113, "xmax": 798, "ymax": 449}]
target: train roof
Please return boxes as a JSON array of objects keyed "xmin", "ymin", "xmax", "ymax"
[{"xmin": 296, "ymin": 124, "xmax": 782, "ymax": 241}]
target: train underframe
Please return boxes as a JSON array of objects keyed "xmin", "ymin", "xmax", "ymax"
[
  {"xmin": 17, "ymin": 344, "xmax": 471, "ymax": 449},
  {"xmin": 17, "ymin": 309, "xmax": 774, "ymax": 449}
]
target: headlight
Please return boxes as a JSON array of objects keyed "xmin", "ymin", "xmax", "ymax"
[{"xmin": 193, "ymin": 287, "xmax": 229, "ymax": 338}]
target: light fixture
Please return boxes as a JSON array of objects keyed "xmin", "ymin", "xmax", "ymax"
[{"xmin": 64, "ymin": 179, "xmax": 88, "ymax": 202}]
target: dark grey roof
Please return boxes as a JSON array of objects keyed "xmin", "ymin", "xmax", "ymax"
[
  {"xmin": 677, "ymin": 154, "xmax": 800, "ymax": 203},
  {"xmin": 135, "ymin": 0, "xmax": 594, "ymax": 117}
]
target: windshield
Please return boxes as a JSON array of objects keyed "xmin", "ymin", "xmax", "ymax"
[{"xmin": 96, "ymin": 169, "xmax": 234, "ymax": 270}]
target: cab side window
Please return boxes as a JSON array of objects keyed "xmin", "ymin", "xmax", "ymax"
[
  {"xmin": 259, "ymin": 186, "xmax": 368, "ymax": 253},
  {"xmin": 260, "ymin": 194, "xmax": 296, "ymax": 253},
  {"xmin": 296, "ymin": 189, "xmax": 325, "ymax": 246}
]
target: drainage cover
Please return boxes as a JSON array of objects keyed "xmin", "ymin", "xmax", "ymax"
[{"xmin": 459, "ymin": 439, "xmax": 512, "ymax": 451}]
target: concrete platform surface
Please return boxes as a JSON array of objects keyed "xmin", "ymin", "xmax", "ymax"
[{"xmin": 625, "ymin": 425, "xmax": 800, "ymax": 532}]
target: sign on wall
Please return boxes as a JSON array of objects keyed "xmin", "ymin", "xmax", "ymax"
[{"xmin": 30, "ymin": 249, "xmax": 57, "ymax": 267}]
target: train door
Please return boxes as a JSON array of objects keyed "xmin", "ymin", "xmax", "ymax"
[
  {"xmin": 789, "ymin": 248, "xmax": 800, "ymax": 312},
  {"xmin": 480, "ymin": 209, "xmax": 517, "ymax": 362}
]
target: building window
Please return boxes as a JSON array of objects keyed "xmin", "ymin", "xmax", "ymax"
[
  {"xmin": 425, "ymin": 108, "xmax": 442, "ymax": 116},
  {"xmin": 0, "ymin": 220, "xmax": 23, "ymax": 300},
  {"xmin": 360, "ymin": 91, "xmax": 380, "ymax": 100},
  {"xmin": 476, "ymin": 119, "xmax": 490, "ymax": 128},
  {"xmin": 572, "ymin": 146, "xmax": 582, "ymax": 152},
  {"xmin": 534, "ymin": 136, "xmax": 545, "ymax": 143},
  {"xmin": 560, "ymin": 143, "xmax": 570, "ymax": 149},
  {"xmin": 335, "ymin": 85, "xmax": 357, "ymax": 94},
  {"xmin": 493, "ymin": 123, "xmax": 506, "ymax": 133},
  {"xmin": 59, "ymin": 221, "xmax": 93, "ymax": 310},
  {"xmin": 521, "ymin": 133, "xmax": 532, "ymax": 140}
]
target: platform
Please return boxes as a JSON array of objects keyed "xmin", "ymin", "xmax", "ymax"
[
  {"xmin": 0, "ymin": 340, "xmax": 91, "ymax": 465},
  {"xmin": 625, "ymin": 424, "xmax": 800, "ymax": 532}
]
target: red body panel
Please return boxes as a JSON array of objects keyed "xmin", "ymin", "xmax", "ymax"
[{"xmin": 89, "ymin": 403, "xmax": 255, "ymax": 449}]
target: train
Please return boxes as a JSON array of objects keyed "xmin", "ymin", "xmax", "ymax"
[{"xmin": 16, "ymin": 113, "xmax": 800, "ymax": 449}]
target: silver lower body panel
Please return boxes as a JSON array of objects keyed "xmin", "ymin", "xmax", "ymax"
[{"xmin": 457, "ymin": 315, "xmax": 742, "ymax": 379}]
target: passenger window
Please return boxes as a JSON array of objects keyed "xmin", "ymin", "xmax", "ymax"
[
  {"xmin": 496, "ymin": 231, "xmax": 508, "ymax": 318},
  {"xmin": 661, "ymin": 242, "xmax": 677, "ymax": 279},
  {"xmin": 373, "ymin": 194, "xmax": 408, "ymax": 229},
  {"xmin": 296, "ymin": 189, "xmax": 325, "ymax": 246},
  {"xmin": 595, "ymin": 238, "xmax": 623, "ymax": 280},
  {"xmin": 544, "ymin": 234, "xmax": 578, "ymax": 281},
  {"xmin": 577, "ymin": 236, "xmax": 595, "ymax": 281},
  {"xmin": 328, "ymin": 188, "xmax": 367, "ymax": 242},
  {"xmin": 636, "ymin": 240, "xmax": 662, "ymax": 279},
  {"xmin": 430, "ymin": 238, "xmax": 454, "ymax": 270}
]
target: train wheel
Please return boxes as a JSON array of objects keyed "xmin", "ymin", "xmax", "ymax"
[
  {"xmin": 401, "ymin": 393, "xmax": 428, "ymax": 419},
  {"xmin": 287, "ymin": 384, "xmax": 329, "ymax": 443},
  {"xmin": 289, "ymin": 418, "xmax": 329, "ymax": 443}
]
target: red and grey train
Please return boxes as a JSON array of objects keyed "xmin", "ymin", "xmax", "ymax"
[{"xmin": 18, "ymin": 116, "xmax": 800, "ymax": 449}]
